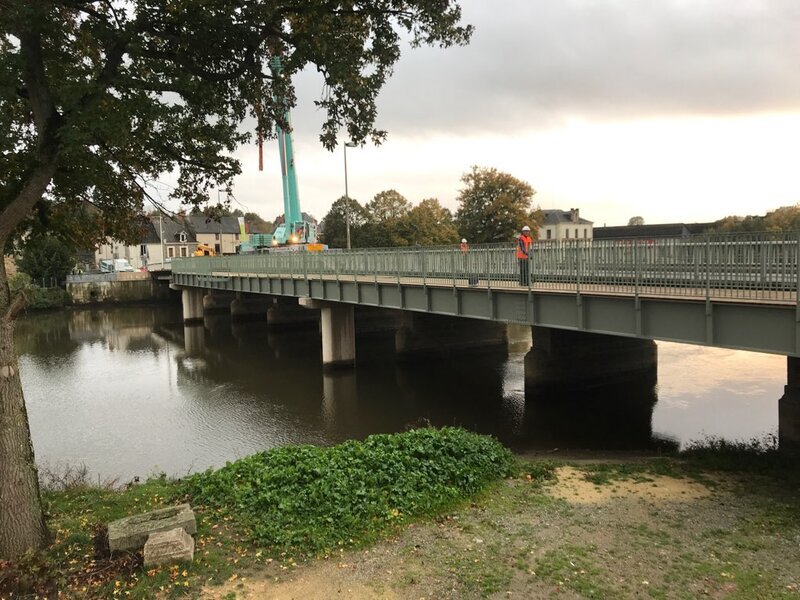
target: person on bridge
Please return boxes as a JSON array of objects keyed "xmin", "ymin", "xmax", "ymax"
[
  {"xmin": 517, "ymin": 225, "xmax": 533, "ymax": 285},
  {"xmin": 460, "ymin": 238, "xmax": 477, "ymax": 286}
]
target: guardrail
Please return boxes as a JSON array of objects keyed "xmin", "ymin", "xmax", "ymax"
[{"xmin": 172, "ymin": 231, "xmax": 800, "ymax": 303}]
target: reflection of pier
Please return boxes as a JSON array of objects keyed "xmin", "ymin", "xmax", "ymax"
[{"xmin": 165, "ymin": 313, "xmax": 672, "ymax": 451}]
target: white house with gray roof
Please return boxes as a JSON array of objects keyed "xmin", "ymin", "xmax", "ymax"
[{"xmin": 538, "ymin": 208, "xmax": 593, "ymax": 241}]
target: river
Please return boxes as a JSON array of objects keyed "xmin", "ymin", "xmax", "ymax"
[{"xmin": 16, "ymin": 304, "xmax": 784, "ymax": 481}]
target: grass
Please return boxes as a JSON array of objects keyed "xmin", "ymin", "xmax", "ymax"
[
  {"xmin": 180, "ymin": 427, "xmax": 515, "ymax": 556},
  {"xmin": 3, "ymin": 432, "xmax": 800, "ymax": 599},
  {"xmin": 1, "ymin": 427, "xmax": 514, "ymax": 599}
]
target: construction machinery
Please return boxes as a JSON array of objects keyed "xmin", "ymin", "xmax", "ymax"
[
  {"xmin": 240, "ymin": 57, "xmax": 321, "ymax": 253},
  {"xmin": 193, "ymin": 244, "xmax": 216, "ymax": 257}
]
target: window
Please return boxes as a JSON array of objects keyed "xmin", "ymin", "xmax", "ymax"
[
  {"xmin": 180, "ymin": 246, "xmax": 187, "ymax": 257},
  {"xmin": 583, "ymin": 229, "xmax": 588, "ymax": 239},
  {"xmin": 179, "ymin": 231, "xmax": 187, "ymax": 243},
  {"xmin": 215, "ymin": 233, "xmax": 220, "ymax": 240},
  {"xmin": 546, "ymin": 229, "xmax": 552, "ymax": 240},
  {"xmin": 235, "ymin": 233, "xmax": 240, "ymax": 240},
  {"xmin": 565, "ymin": 229, "xmax": 569, "ymax": 239},
  {"xmin": 140, "ymin": 244, "xmax": 147, "ymax": 256},
  {"xmin": 575, "ymin": 228, "xmax": 578, "ymax": 238},
  {"xmin": 167, "ymin": 246, "xmax": 174, "ymax": 258}
]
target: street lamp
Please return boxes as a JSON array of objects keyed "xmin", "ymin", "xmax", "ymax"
[{"xmin": 343, "ymin": 142, "xmax": 357, "ymax": 249}]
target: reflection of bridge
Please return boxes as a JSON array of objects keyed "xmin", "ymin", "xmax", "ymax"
[{"xmin": 172, "ymin": 232, "xmax": 800, "ymax": 451}]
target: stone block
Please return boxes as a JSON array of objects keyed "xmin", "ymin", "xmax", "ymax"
[
  {"xmin": 143, "ymin": 527, "xmax": 195, "ymax": 566},
  {"xmin": 108, "ymin": 504, "xmax": 196, "ymax": 552}
]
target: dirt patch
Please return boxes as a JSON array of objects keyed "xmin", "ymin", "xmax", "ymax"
[
  {"xmin": 548, "ymin": 466, "xmax": 712, "ymax": 504},
  {"xmin": 201, "ymin": 558, "xmax": 399, "ymax": 600}
]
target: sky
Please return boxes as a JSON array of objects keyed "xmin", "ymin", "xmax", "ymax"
[{"xmin": 211, "ymin": 0, "xmax": 800, "ymax": 227}]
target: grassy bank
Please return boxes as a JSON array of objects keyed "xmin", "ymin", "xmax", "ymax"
[
  {"xmin": 2, "ymin": 433, "xmax": 799, "ymax": 599},
  {"xmin": 0, "ymin": 428, "xmax": 514, "ymax": 598}
]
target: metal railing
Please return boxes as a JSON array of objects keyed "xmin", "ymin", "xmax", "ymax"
[{"xmin": 172, "ymin": 231, "xmax": 800, "ymax": 303}]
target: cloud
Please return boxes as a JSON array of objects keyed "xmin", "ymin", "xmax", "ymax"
[{"xmin": 288, "ymin": 0, "xmax": 800, "ymax": 138}]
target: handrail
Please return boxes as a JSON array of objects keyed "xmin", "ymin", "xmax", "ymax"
[{"xmin": 172, "ymin": 231, "xmax": 800, "ymax": 303}]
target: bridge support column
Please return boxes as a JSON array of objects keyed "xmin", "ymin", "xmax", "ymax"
[
  {"xmin": 395, "ymin": 313, "xmax": 508, "ymax": 360},
  {"xmin": 299, "ymin": 299, "xmax": 356, "ymax": 369},
  {"xmin": 230, "ymin": 293, "xmax": 270, "ymax": 322},
  {"xmin": 779, "ymin": 357, "xmax": 800, "ymax": 454},
  {"xmin": 525, "ymin": 327, "xmax": 657, "ymax": 394},
  {"xmin": 267, "ymin": 297, "xmax": 320, "ymax": 330},
  {"xmin": 180, "ymin": 288, "xmax": 204, "ymax": 324}
]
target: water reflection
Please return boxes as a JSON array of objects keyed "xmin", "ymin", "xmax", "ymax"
[{"xmin": 15, "ymin": 305, "xmax": 785, "ymax": 480}]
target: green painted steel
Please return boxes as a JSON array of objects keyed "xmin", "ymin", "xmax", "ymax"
[{"xmin": 174, "ymin": 232, "xmax": 800, "ymax": 304}]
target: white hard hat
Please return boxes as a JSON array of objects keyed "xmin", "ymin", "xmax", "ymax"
[
  {"xmin": 461, "ymin": 238, "xmax": 467, "ymax": 243},
  {"xmin": 522, "ymin": 225, "xmax": 531, "ymax": 232}
]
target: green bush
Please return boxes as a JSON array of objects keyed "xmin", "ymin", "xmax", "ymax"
[
  {"xmin": 9, "ymin": 274, "xmax": 71, "ymax": 310},
  {"xmin": 181, "ymin": 427, "xmax": 514, "ymax": 555}
]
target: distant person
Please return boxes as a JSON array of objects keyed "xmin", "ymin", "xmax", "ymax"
[
  {"xmin": 460, "ymin": 238, "xmax": 477, "ymax": 286},
  {"xmin": 517, "ymin": 225, "xmax": 533, "ymax": 285}
]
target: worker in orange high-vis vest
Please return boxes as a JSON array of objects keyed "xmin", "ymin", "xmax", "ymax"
[{"xmin": 517, "ymin": 225, "xmax": 533, "ymax": 285}]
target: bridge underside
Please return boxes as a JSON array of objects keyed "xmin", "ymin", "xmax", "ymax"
[{"xmin": 172, "ymin": 272, "xmax": 800, "ymax": 357}]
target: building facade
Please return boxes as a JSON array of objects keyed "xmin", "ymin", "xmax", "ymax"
[
  {"xmin": 95, "ymin": 216, "xmax": 197, "ymax": 271},
  {"xmin": 186, "ymin": 215, "xmax": 242, "ymax": 255},
  {"xmin": 538, "ymin": 208, "xmax": 593, "ymax": 241}
]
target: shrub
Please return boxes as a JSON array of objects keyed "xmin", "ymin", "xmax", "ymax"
[{"xmin": 181, "ymin": 427, "xmax": 514, "ymax": 555}]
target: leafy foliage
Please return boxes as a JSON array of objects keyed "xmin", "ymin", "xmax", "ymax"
[
  {"xmin": 362, "ymin": 189, "xmax": 412, "ymax": 246},
  {"xmin": 320, "ymin": 195, "xmax": 458, "ymax": 248},
  {"xmin": 713, "ymin": 204, "xmax": 800, "ymax": 233},
  {"xmin": 17, "ymin": 235, "xmax": 75, "ymax": 284},
  {"xmin": 401, "ymin": 198, "xmax": 460, "ymax": 246},
  {"xmin": 455, "ymin": 166, "xmax": 538, "ymax": 243},
  {"xmin": 319, "ymin": 195, "xmax": 369, "ymax": 248},
  {"xmin": 181, "ymin": 427, "xmax": 514, "ymax": 555}
]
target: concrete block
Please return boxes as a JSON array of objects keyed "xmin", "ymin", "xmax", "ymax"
[
  {"xmin": 143, "ymin": 527, "xmax": 195, "ymax": 566},
  {"xmin": 108, "ymin": 504, "xmax": 196, "ymax": 552}
]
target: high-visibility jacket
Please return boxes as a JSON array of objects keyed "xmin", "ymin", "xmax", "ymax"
[{"xmin": 516, "ymin": 234, "xmax": 533, "ymax": 259}]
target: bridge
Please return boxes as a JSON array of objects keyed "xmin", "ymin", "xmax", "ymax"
[{"xmin": 171, "ymin": 231, "xmax": 800, "ymax": 450}]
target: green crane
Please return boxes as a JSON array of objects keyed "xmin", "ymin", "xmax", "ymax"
[{"xmin": 246, "ymin": 57, "xmax": 318, "ymax": 250}]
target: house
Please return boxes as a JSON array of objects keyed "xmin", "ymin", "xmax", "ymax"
[
  {"xmin": 538, "ymin": 208, "xmax": 593, "ymax": 241},
  {"xmin": 186, "ymin": 215, "xmax": 242, "ymax": 255},
  {"xmin": 95, "ymin": 216, "xmax": 198, "ymax": 271},
  {"xmin": 593, "ymin": 223, "xmax": 714, "ymax": 240}
]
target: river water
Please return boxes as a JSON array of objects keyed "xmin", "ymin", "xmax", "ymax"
[{"xmin": 16, "ymin": 305, "xmax": 785, "ymax": 481}]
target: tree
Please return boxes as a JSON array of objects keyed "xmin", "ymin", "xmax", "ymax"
[
  {"xmin": 628, "ymin": 216, "xmax": 645, "ymax": 226},
  {"xmin": 1, "ymin": 0, "xmax": 472, "ymax": 558},
  {"xmin": 244, "ymin": 212, "xmax": 273, "ymax": 234},
  {"xmin": 400, "ymin": 198, "xmax": 460, "ymax": 246},
  {"xmin": 319, "ymin": 196, "xmax": 368, "ymax": 248},
  {"xmin": 455, "ymin": 167, "xmax": 536, "ymax": 243},
  {"xmin": 363, "ymin": 190, "xmax": 411, "ymax": 246},
  {"xmin": 18, "ymin": 235, "xmax": 76, "ymax": 285}
]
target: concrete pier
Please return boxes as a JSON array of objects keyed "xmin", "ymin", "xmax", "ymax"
[
  {"xmin": 180, "ymin": 288, "xmax": 204, "ymax": 324},
  {"xmin": 299, "ymin": 299, "xmax": 356, "ymax": 369},
  {"xmin": 525, "ymin": 327, "xmax": 657, "ymax": 394},
  {"xmin": 779, "ymin": 356, "xmax": 800, "ymax": 453},
  {"xmin": 395, "ymin": 313, "xmax": 508, "ymax": 360}
]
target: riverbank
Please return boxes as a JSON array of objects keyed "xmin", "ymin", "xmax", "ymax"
[{"xmin": 3, "ymin": 434, "xmax": 799, "ymax": 599}]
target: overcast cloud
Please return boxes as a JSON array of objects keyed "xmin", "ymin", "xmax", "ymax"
[
  {"xmin": 225, "ymin": 0, "xmax": 800, "ymax": 226},
  {"xmin": 289, "ymin": 0, "xmax": 800, "ymax": 137}
]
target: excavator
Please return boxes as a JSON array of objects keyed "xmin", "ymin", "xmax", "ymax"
[
  {"xmin": 193, "ymin": 244, "xmax": 216, "ymax": 257},
  {"xmin": 240, "ymin": 57, "xmax": 323, "ymax": 253}
]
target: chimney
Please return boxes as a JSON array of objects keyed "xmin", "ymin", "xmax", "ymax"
[{"xmin": 570, "ymin": 208, "xmax": 579, "ymax": 223}]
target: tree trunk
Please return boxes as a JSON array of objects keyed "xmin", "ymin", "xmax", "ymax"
[{"xmin": 0, "ymin": 257, "xmax": 49, "ymax": 559}]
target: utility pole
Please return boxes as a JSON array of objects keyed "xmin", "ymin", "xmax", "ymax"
[
  {"xmin": 343, "ymin": 142, "xmax": 356, "ymax": 250},
  {"xmin": 159, "ymin": 214, "xmax": 165, "ymax": 268}
]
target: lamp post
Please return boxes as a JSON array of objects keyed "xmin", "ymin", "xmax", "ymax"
[{"xmin": 343, "ymin": 142, "xmax": 356, "ymax": 249}]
